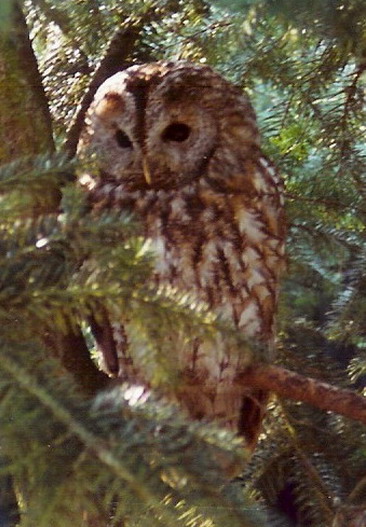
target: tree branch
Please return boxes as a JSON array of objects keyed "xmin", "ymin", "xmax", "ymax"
[
  {"xmin": 64, "ymin": 22, "xmax": 146, "ymax": 158},
  {"xmin": 30, "ymin": 0, "xmax": 92, "ymax": 75},
  {"xmin": 241, "ymin": 364, "xmax": 366, "ymax": 425},
  {"xmin": 63, "ymin": 1, "xmax": 185, "ymax": 157}
]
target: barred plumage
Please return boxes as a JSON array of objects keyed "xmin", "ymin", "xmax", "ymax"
[{"xmin": 78, "ymin": 61, "xmax": 286, "ymax": 448}]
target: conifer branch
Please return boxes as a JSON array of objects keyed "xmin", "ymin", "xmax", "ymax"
[
  {"xmin": 241, "ymin": 364, "xmax": 366, "ymax": 425},
  {"xmin": 0, "ymin": 339, "xmax": 267, "ymax": 527}
]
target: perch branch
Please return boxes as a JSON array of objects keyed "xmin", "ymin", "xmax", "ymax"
[{"xmin": 241, "ymin": 364, "xmax": 366, "ymax": 425}]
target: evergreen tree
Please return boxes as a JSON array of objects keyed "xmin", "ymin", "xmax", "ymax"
[{"xmin": 0, "ymin": 1, "xmax": 365, "ymax": 526}]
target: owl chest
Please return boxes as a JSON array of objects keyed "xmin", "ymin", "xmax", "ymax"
[
  {"xmin": 143, "ymin": 202, "xmax": 234, "ymax": 290},
  {"xmin": 133, "ymin": 191, "xmax": 273, "ymax": 331},
  {"xmin": 149, "ymin": 223, "xmax": 236, "ymax": 298}
]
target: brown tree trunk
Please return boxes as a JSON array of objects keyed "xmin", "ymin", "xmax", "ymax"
[
  {"xmin": 0, "ymin": 6, "xmax": 108, "ymax": 524},
  {"xmin": 0, "ymin": 1, "xmax": 107, "ymax": 394},
  {"xmin": 0, "ymin": 1, "xmax": 54, "ymax": 163}
]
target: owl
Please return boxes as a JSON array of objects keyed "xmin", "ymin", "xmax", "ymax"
[{"xmin": 78, "ymin": 61, "xmax": 285, "ymax": 449}]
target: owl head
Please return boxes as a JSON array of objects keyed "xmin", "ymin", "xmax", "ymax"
[{"xmin": 78, "ymin": 61, "xmax": 261, "ymax": 191}]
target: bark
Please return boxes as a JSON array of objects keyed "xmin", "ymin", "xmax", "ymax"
[
  {"xmin": 0, "ymin": 1, "xmax": 54, "ymax": 163},
  {"xmin": 241, "ymin": 364, "xmax": 366, "ymax": 425},
  {"xmin": 0, "ymin": 5, "xmax": 54, "ymax": 522}
]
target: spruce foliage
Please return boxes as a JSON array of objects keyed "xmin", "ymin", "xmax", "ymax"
[{"xmin": 0, "ymin": 1, "xmax": 365, "ymax": 526}]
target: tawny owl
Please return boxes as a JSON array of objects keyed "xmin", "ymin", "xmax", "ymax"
[{"xmin": 78, "ymin": 61, "xmax": 285, "ymax": 449}]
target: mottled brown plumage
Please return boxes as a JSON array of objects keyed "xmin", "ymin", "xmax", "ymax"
[{"xmin": 78, "ymin": 61, "xmax": 286, "ymax": 448}]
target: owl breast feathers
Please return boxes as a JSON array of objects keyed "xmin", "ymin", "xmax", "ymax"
[{"xmin": 78, "ymin": 61, "xmax": 286, "ymax": 449}]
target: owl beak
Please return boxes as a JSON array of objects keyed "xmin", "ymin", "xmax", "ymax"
[{"xmin": 143, "ymin": 158, "xmax": 152, "ymax": 185}]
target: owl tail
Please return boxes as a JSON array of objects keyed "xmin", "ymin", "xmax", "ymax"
[{"xmin": 238, "ymin": 390, "xmax": 269, "ymax": 450}]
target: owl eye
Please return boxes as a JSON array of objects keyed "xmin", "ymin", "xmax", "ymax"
[
  {"xmin": 115, "ymin": 129, "xmax": 133, "ymax": 148},
  {"xmin": 162, "ymin": 122, "xmax": 191, "ymax": 142}
]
